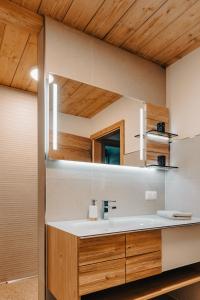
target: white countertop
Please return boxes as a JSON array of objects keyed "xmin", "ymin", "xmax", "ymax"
[{"xmin": 47, "ymin": 215, "xmax": 200, "ymax": 237}]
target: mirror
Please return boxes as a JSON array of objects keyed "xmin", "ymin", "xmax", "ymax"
[{"xmin": 47, "ymin": 73, "xmax": 145, "ymax": 167}]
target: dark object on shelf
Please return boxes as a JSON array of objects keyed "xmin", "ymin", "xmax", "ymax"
[
  {"xmin": 157, "ymin": 122, "xmax": 165, "ymax": 133},
  {"xmin": 157, "ymin": 155, "xmax": 166, "ymax": 167}
]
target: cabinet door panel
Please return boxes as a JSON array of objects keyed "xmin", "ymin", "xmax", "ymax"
[
  {"xmin": 79, "ymin": 258, "xmax": 125, "ymax": 295},
  {"xmin": 79, "ymin": 234, "xmax": 125, "ymax": 266},
  {"xmin": 126, "ymin": 230, "xmax": 161, "ymax": 257},
  {"xmin": 126, "ymin": 251, "xmax": 162, "ymax": 283}
]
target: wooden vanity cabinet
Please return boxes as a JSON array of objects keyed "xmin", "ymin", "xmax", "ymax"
[
  {"xmin": 47, "ymin": 226, "xmax": 162, "ymax": 300},
  {"xmin": 126, "ymin": 230, "xmax": 162, "ymax": 282},
  {"xmin": 79, "ymin": 258, "xmax": 126, "ymax": 295},
  {"xmin": 126, "ymin": 230, "xmax": 161, "ymax": 256},
  {"xmin": 79, "ymin": 234, "xmax": 125, "ymax": 265},
  {"xmin": 79, "ymin": 234, "xmax": 126, "ymax": 295}
]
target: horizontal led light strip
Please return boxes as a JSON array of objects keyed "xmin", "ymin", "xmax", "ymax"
[
  {"xmin": 50, "ymin": 159, "xmax": 156, "ymax": 172},
  {"xmin": 52, "ymin": 83, "xmax": 58, "ymax": 150}
]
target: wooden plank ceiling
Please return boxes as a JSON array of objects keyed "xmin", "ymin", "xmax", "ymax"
[
  {"xmin": 1, "ymin": 0, "xmax": 200, "ymax": 94},
  {"xmin": 54, "ymin": 75, "xmax": 121, "ymax": 118}
]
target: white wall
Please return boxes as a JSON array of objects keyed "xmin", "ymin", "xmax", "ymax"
[
  {"xmin": 166, "ymin": 47, "xmax": 200, "ymax": 299},
  {"xmin": 58, "ymin": 113, "xmax": 91, "ymax": 137},
  {"xmin": 167, "ymin": 47, "xmax": 200, "ymax": 139},
  {"xmin": 45, "ymin": 17, "xmax": 166, "ymax": 106},
  {"xmin": 166, "ymin": 47, "xmax": 200, "ymax": 215}
]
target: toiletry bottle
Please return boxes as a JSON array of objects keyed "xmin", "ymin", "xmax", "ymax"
[{"xmin": 89, "ymin": 199, "xmax": 98, "ymax": 221}]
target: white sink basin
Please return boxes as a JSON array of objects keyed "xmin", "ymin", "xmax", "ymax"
[{"xmin": 66, "ymin": 216, "xmax": 160, "ymax": 231}]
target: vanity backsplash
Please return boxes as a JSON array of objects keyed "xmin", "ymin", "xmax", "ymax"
[{"xmin": 46, "ymin": 160, "xmax": 165, "ymax": 222}]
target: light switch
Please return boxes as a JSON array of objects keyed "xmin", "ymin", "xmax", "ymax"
[{"xmin": 145, "ymin": 191, "xmax": 157, "ymax": 200}]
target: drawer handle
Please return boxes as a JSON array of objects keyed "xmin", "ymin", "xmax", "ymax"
[{"xmin": 105, "ymin": 274, "xmax": 116, "ymax": 280}]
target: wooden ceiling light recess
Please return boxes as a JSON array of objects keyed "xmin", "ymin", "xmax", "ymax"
[
  {"xmin": 1, "ymin": 0, "xmax": 200, "ymax": 93},
  {"xmin": 0, "ymin": 0, "xmax": 43, "ymax": 93}
]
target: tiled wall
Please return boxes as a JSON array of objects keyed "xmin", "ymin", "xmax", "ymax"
[{"xmin": 46, "ymin": 161, "xmax": 165, "ymax": 222}]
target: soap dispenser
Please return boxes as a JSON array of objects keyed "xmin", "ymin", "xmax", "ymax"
[{"xmin": 89, "ymin": 199, "xmax": 98, "ymax": 221}]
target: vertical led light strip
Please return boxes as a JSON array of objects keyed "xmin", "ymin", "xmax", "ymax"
[
  {"xmin": 45, "ymin": 76, "xmax": 50, "ymax": 155},
  {"xmin": 52, "ymin": 83, "xmax": 58, "ymax": 150},
  {"xmin": 140, "ymin": 108, "xmax": 144, "ymax": 160}
]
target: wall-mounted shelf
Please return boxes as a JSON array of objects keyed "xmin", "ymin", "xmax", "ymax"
[
  {"xmin": 146, "ymin": 130, "xmax": 178, "ymax": 139},
  {"xmin": 135, "ymin": 130, "xmax": 178, "ymax": 139},
  {"xmin": 83, "ymin": 264, "xmax": 200, "ymax": 300},
  {"xmin": 146, "ymin": 164, "xmax": 178, "ymax": 170}
]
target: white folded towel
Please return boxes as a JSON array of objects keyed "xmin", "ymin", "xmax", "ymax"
[{"xmin": 157, "ymin": 210, "xmax": 192, "ymax": 220}]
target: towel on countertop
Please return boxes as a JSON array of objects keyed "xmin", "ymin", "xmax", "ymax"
[{"xmin": 157, "ymin": 210, "xmax": 192, "ymax": 220}]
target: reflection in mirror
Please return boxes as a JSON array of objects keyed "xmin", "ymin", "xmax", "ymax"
[{"xmin": 47, "ymin": 74, "xmax": 145, "ymax": 167}]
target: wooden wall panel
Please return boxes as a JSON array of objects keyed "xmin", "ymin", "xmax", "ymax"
[
  {"xmin": 147, "ymin": 141, "xmax": 169, "ymax": 155},
  {"xmin": 146, "ymin": 103, "xmax": 170, "ymax": 165},
  {"xmin": 0, "ymin": 86, "xmax": 38, "ymax": 282},
  {"xmin": 146, "ymin": 103, "xmax": 169, "ymax": 124},
  {"xmin": 49, "ymin": 131, "xmax": 92, "ymax": 162},
  {"xmin": 54, "ymin": 75, "xmax": 121, "ymax": 118},
  {"xmin": 146, "ymin": 152, "xmax": 170, "ymax": 165}
]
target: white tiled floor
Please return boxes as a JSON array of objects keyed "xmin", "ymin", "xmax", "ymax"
[{"xmin": 0, "ymin": 277, "xmax": 38, "ymax": 300}]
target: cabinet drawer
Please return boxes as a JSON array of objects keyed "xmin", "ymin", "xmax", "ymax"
[
  {"xmin": 79, "ymin": 234, "xmax": 125, "ymax": 266},
  {"xmin": 126, "ymin": 230, "xmax": 161, "ymax": 257},
  {"xmin": 126, "ymin": 251, "xmax": 162, "ymax": 283},
  {"xmin": 79, "ymin": 258, "xmax": 125, "ymax": 295}
]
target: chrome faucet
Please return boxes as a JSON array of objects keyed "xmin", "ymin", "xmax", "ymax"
[{"xmin": 102, "ymin": 200, "xmax": 117, "ymax": 220}]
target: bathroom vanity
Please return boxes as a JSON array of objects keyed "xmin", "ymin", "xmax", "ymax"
[{"xmin": 47, "ymin": 215, "xmax": 200, "ymax": 300}]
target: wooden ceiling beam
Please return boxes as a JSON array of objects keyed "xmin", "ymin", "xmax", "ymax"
[{"xmin": 0, "ymin": 0, "xmax": 43, "ymax": 33}]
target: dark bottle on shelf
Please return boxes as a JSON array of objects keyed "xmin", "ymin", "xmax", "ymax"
[{"xmin": 157, "ymin": 122, "xmax": 165, "ymax": 133}]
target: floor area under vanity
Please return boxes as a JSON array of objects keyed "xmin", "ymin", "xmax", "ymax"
[
  {"xmin": 0, "ymin": 277, "xmax": 38, "ymax": 300},
  {"xmin": 0, "ymin": 277, "xmax": 176, "ymax": 300}
]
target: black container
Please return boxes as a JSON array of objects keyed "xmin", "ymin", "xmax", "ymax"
[
  {"xmin": 157, "ymin": 122, "xmax": 165, "ymax": 133},
  {"xmin": 157, "ymin": 155, "xmax": 166, "ymax": 167}
]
